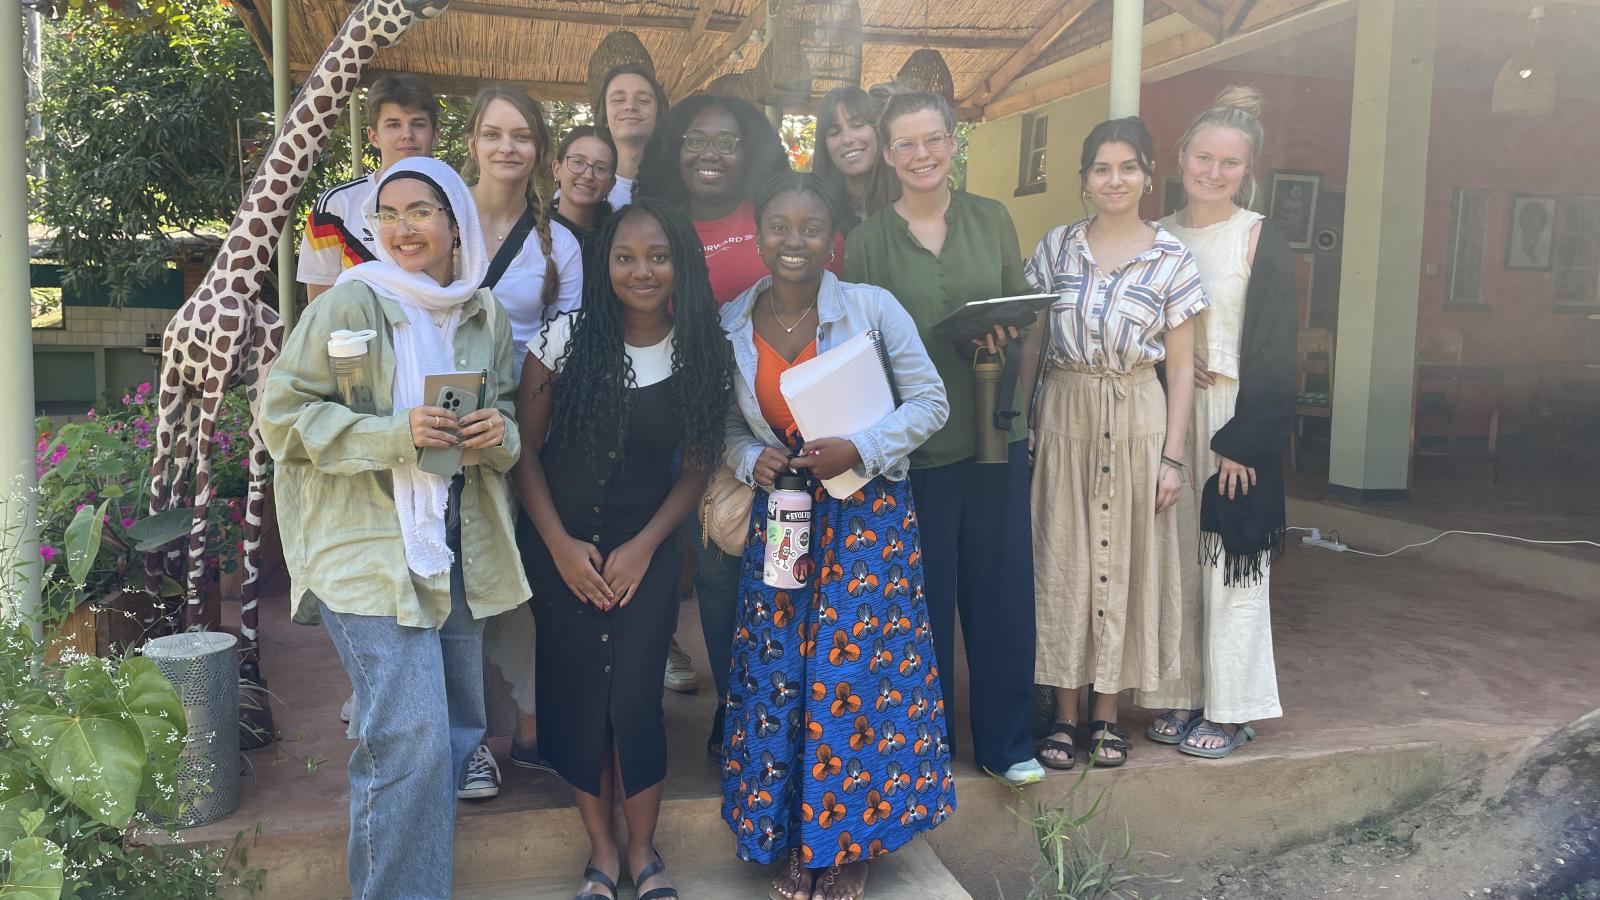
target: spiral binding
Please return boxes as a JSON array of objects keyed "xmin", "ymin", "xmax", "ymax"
[{"xmin": 868, "ymin": 329, "xmax": 902, "ymax": 407}]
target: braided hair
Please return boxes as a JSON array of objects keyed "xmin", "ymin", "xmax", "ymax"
[
  {"xmin": 543, "ymin": 197, "xmax": 733, "ymax": 472},
  {"xmin": 462, "ymin": 85, "xmax": 562, "ymax": 308}
]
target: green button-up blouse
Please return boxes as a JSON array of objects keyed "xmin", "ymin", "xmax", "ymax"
[
  {"xmin": 844, "ymin": 191, "xmax": 1033, "ymax": 469},
  {"xmin": 260, "ymin": 281, "xmax": 530, "ymax": 628}
]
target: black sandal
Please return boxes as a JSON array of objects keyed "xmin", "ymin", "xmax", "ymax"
[
  {"xmin": 1034, "ymin": 721, "xmax": 1078, "ymax": 770},
  {"xmin": 632, "ymin": 850, "xmax": 680, "ymax": 900},
  {"xmin": 574, "ymin": 860, "xmax": 619, "ymax": 900},
  {"xmin": 1084, "ymin": 720, "xmax": 1131, "ymax": 768}
]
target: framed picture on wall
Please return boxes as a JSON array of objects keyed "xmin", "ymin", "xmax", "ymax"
[
  {"xmin": 1505, "ymin": 194, "xmax": 1557, "ymax": 271},
  {"xmin": 1269, "ymin": 170, "xmax": 1321, "ymax": 250}
]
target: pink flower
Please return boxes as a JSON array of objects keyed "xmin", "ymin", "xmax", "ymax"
[
  {"xmin": 135, "ymin": 382, "xmax": 152, "ymax": 403},
  {"xmin": 39, "ymin": 546, "xmax": 56, "ymax": 563},
  {"xmin": 121, "ymin": 518, "xmax": 135, "ymax": 528},
  {"xmin": 85, "ymin": 409, "xmax": 96, "ymax": 420},
  {"xmin": 135, "ymin": 437, "xmax": 151, "ymax": 450},
  {"xmin": 75, "ymin": 503, "xmax": 88, "ymax": 513},
  {"xmin": 121, "ymin": 394, "xmax": 132, "ymax": 406},
  {"xmin": 49, "ymin": 445, "xmax": 68, "ymax": 465}
]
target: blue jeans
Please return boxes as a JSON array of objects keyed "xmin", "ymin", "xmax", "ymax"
[{"xmin": 320, "ymin": 585, "xmax": 485, "ymax": 898}]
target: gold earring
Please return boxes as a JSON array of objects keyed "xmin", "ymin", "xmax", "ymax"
[{"xmin": 1144, "ymin": 181, "xmax": 1154, "ymax": 196}]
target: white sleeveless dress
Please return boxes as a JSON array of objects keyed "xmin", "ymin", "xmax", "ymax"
[{"xmin": 1134, "ymin": 208, "xmax": 1282, "ymax": 723}]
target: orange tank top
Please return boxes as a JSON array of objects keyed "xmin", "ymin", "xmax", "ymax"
[{"xmin": 754, "ymin": 330, "xmax": 817, "ymax": 437}]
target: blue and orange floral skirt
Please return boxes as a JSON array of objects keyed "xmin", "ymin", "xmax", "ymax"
[{"xmin": 720, "ymin": 474, "xmax": 956, "ymax": 868}]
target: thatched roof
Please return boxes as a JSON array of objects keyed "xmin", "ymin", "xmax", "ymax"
[{"xmin": 234, "ymin": 0, "xmax": 1282, "ymax": 117}]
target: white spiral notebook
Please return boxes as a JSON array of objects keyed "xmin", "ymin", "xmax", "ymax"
[{"xmin": 779, "ymin": 329, "xmax": 899, "ymax": 499}]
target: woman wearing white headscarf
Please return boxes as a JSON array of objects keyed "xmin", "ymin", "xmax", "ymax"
[{"xmin": 262, "ymin": 157, "xmax": 527, "ymax": 900}]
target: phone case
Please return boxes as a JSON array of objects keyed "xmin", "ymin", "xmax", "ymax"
[{"xmin": 417, "ymin": 385, "xmax": 483, "ymax": 478}]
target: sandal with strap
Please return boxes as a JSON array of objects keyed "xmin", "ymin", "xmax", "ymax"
[
  {"xmin": 1178, "ymin": 721, "xmax": 1256, "ymax": 759},
  {"xmin": 1084, "ymin": 720, "xmax": 1132, "ymax": 768},
  {"xmin": 574, "ymin": 860, "xmax": 619, "ymax": 900},
  {"xmin": 632, "ymin": 850, "xmax": 680, "ymax": 900},
  {"xmin": 817, "ymin": 861, "xmax": 870, "ymax": 900},
  {"xmin": 1146, "ymin": 708, "xmax": 1204, "ymax": 745},
  {"xmin": 1034, "ymin": 722, "xmax": 1078, "ymax": 770},
  {"xmin": 769, "ymin": 847, "xmax": 812, "ymax": 900}
]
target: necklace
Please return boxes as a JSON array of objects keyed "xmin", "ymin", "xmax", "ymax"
[{"xmin": 766, "ymin": 289, "xmax": 816, "ymax": 334}]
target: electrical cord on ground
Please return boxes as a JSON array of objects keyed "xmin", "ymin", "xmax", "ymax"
[{"xmin": 1286, "ymin": 525, "xmax": 1599, "ymax": 558}]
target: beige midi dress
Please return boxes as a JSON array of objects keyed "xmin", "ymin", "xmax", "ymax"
[
  {"xmin": 1134, "ymin": 209, "xmax": 1283, "ymax": 722},
  {"xmin": 1025, "ymin": 219, "xmax": 1209, "ymax": 693}
]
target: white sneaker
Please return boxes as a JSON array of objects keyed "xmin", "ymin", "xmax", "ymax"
[
  {"xmin": 458, "ymin": 744, "xmax": 500, "ymax": 800},
  {"xmin": 663, "ymin": 638, "xmax": 699, "ymax": 693},
  {"xmin": 1001, "ymin": 759, "xmax": 1047, "ymax": 787},
  {"xmin": 339, "ymin": 692, "xmax": 355, "ymax": 724}
]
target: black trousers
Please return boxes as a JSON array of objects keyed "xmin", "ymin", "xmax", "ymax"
[{"xmin": 907, "ymin": 440, "xmax": 1037, "ymax": 772}]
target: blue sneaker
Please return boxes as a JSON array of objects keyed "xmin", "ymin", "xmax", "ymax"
[{"xmin": 508, "ymin": 740, "xmax": 557, "ymax": 775}]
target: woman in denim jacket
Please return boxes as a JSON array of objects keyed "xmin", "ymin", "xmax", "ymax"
[{"xmin": 717, "ymin": 172, "xmax": 951, "ymax": 900}]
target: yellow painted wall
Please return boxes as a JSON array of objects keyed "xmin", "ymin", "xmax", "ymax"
[{"xmin": 965, "ymin": 85, "xmax": 1110, "ymax": 258}]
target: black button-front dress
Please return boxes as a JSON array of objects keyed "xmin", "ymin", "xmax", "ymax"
[{"xmin": 527, "ymin": 369, "xmax": 684, "ymax": 798}]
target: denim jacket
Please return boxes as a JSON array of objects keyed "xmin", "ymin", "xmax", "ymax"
[{"xmin": 720, "ymin": 271, "xmax": 949, "ymax": 486}]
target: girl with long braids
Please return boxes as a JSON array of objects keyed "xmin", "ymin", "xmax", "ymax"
[
  {"xmin": 459, "ymin": 85, "xmax": 585, "ymax": 798},
  {"xmin": 1135, "ymin": 86, "xmax": 1294, "ymax": 759},
  {"xmin": 515, "ymin": 198, "xmax": 733, "ymax": 900},
  {"xmin": 719, "ymin": 173, "xmax": 953, "ymax": 900}
]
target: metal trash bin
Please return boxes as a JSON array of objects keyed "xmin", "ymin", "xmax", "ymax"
[{"xmin": 143, "ymin": 631, "xmax": 241, "ymax": 827}]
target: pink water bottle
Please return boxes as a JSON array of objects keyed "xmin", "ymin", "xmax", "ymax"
[{"xmin": 763, "ymin": 471, "xmax": 814, "ymax": 589}]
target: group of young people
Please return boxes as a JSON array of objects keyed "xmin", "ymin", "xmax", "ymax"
[{"xmin": 260, "ymin": 64, "xmax": 1295, "ymax": 900}]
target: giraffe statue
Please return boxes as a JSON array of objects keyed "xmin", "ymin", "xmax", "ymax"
[{"xmin": 149, "ymin": 0, "xmax": 451, "ymax": 745}]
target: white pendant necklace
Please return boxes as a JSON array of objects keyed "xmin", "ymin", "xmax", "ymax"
[{"xmin": 766, "ymin": 289, "xmax": 816, "ymax": 334}]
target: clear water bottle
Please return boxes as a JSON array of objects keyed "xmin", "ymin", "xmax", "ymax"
[
  {"xmin": 763, "ymin": 470, "xmax": 814, "ymax": 589},
  {"xmin": 327, "ymin": 329, "xmax": 378, "ymax": 414}
]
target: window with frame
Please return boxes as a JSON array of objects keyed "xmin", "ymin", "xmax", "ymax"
[
  {"xmin": 1444, "ymin": 189, "xmax": 1487, "ymax": 309},
  {"xmin": 1553, "ymin": 196, "xmax": 1600, "ymax": 311},
  {"xmin": 1015, "ymin": 113, "xmax": 1048, "ymax": 196}
]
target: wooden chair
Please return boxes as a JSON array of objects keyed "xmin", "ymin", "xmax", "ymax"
[
  {"xmin": 1413, "ymin": 328, "xmax": 1465, "ymax": 455},
  {"xmin": 1291, "ymin": 327, "xmax": 1334, "ymax": 471}
]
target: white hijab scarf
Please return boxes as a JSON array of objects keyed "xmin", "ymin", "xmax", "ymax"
[{"xmin": 334, "ymin": 157, "xmax": 488, "ymax": 578}]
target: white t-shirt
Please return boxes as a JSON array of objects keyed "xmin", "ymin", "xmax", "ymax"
[
  {"xmin": 491, "ymin": 219, "xmax": 584, "ymax": 382},
  {"xmin": 531, "ymin": 314, "xmax": 674, "ymax": 387},
  {"xmin": 298, "ymin": 174, "xmax": 378, "ymax": 286},
  {"xmin": 607, "ymin": 175, "xmax": 636, "ymax": 209}
]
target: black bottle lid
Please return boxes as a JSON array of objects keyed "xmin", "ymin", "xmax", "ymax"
[{"xmin": 773, "ymin": 470, "xmax": 809, "ymax": 493}]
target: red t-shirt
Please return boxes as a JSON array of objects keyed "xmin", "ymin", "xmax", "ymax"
[{"xmin": 694, "ymin": 202, "xmax": 846, "ymax": 307}]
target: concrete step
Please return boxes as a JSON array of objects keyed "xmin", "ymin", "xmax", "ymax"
[{"xmin": 455, "ymin": 840, "xmax": 970, "ymax": 900}]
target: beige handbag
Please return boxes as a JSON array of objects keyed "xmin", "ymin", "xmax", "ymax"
[{"xmin": 700, "ymin": 464, "xmax": 755, "ymax": 557}]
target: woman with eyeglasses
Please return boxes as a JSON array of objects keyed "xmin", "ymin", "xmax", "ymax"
[
  {"xmin": 636, "ymin": 94, "xmax": 806, "ymax": 759},
  {"xmin": 844, "ymin": 90, "xmax": 1047, "ymax": 789},
  {"xmin": 262, "ymin": 157, "xmax": 524, "ymax": 898},
  {"xmin": 550, "ymin": 125, "xmax": 619, "ymax": 259},
  {"xmin": 459, "ymin": 86, "xmax": 584, "ymax": 800}
]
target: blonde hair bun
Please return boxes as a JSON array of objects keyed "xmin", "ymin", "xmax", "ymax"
[{"xmin": 1211, "ymin": 85, "xmax": 1263, "ymax": 117}]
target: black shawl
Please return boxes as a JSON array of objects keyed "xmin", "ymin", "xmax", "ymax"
[{"xmin": 1199, "ymin": 219, "xmax": 1298, "ymax": 585}]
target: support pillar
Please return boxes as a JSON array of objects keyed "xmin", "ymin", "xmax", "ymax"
[
  {"xmin": 1108, "ymin": 0, "xmax": 1145, "ymax": 117},
  {"xmin": 1, "ymin": 10, "xmax": 42, "ymax": 628},
  {"xmin": 272, "ymin": 0, "xmax": 296, "ymax": 330},
  {"xmin": 24, "ymin": 8, "xmax": 44, "ymax": 182},
  {"xmin": 350, "ymin": 97, "xmax": 365, "ymax": 179},
  {"xmin": 1327, "ymin": 0, "xmax": 1437, "ymax": 501}
]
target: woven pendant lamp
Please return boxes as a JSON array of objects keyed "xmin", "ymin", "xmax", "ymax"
[
  {"xmin": 771, "ymin": 0, "xmax": 863, "ymax": 98},
  {"xmin": 587, "ymin": 29, "xmax": 657, "ymax": 101},
  {"xmin": 897, "ymin": 48, "xmax": 955, "ymax": 103},
  {"xmin": 759, "ymin": 42, "xmax": 813, "ymax": 106},
  {"xmin": 1491, "ymin": 5, "xmax": 1554, "ymax": 117}
]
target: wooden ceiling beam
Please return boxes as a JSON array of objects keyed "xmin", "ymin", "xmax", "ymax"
[
  {"xmin": 961, "ymin": 0, "xmax": 1100, "ymax": 108},
  {"xmin": 672, "ymin": 0, "xmax": 722, "ymax": 90},
  {"xmin": 447, "ymin": 1, "xmax": 1028, "ymax": 48},
  {"xmin": 1160, "ymin": 0, "xmax": 1226, "ymax": 40},
  {"xmin": 673, "ymin": 0, "xmax": 768, "ymax": 96},
  {"xmin": 1220, "ymin": 0, "xmax": 1259, "ymax": 34},
  {"xmin": 293, "ymin": 64, "xmax": 593, "ymax": 101},
  {"xmin": 982, "ymin": 25, "xmax": 1213, "ymax": 119}
]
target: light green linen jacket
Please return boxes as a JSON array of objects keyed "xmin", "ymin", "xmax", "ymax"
[{"xmin": 260, "ymin": 281, "xmax": 530, "ymax": 628}]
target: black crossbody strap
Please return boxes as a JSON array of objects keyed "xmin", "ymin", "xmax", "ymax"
[{"xmin": 480, "ymin": 206, "xmax": 537, "ymax": 289}]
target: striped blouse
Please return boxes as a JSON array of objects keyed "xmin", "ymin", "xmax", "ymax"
[{"xmin": 1024, "ymin": 218, "xmax": 1209, "ymax": 373}]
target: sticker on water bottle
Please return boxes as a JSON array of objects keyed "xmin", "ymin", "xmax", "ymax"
[{"xmin": 764, "ymin": 506, "xmax": 813, "ymax": 587}]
